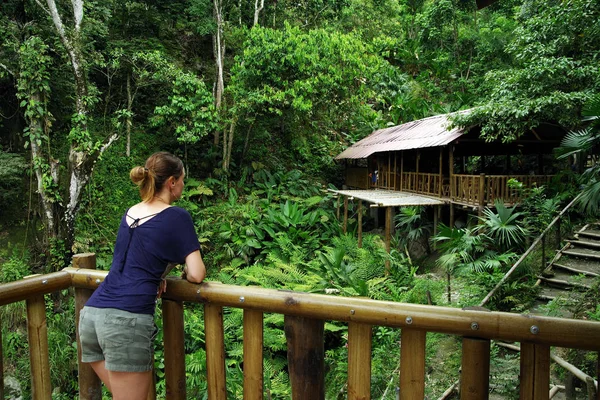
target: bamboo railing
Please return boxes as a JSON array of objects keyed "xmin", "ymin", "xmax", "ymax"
[{"xmin": 2, "ymin": 253, "xmax": 600, "ymax": 399}]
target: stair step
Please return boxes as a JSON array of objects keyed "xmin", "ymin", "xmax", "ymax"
[
  {"xmin": 570, "ymin": 239, "xmax": 600, "ymax": 250},
  {"xmin": 537, "ymin": 276, "xmax": 591, "ymax": 290},
  {"xmin": 578, "ymin": 231, "xmax": 600, "ymax": 240},
  {"xmin": 552, "ymin": 263, "xmax": 600, "ymax": 277},
  {"xmin": 562, "ymin": 250, "xmax": 600, "ymax": 261}
]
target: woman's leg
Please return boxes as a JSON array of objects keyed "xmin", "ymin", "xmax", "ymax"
[
  {"xmin": 89, "ymin": 360, "xmax": 112, "ymax": 392},
  {"xmin": 108, "ymin": 370, "xmax": 152, "ymax": 400}
]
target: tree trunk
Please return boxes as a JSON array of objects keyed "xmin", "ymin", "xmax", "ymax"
[
  {"xmin": 41, "ymin": 0, "xmax": 120, "ymax": 266},
  {"xmin": 126, "ymin": 73, "xmax": 132, "ymax": 157},
  {"xmin": 254, "ymin": 0, "xmax": 265, "ymax": 26},
  {"xmin": 213, "ymin": 0, "xmax": 225, "ymax": 147}
]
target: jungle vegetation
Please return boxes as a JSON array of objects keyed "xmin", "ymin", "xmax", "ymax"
[{"xmin": 0, "ymin": 0, "xmax": 599, "ymax": 398}]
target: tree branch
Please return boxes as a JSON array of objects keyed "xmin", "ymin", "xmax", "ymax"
[
  {"xmin": 0, "ymin": 62, "xmax": 15, "ymax": 77},
  {"xmin": 34, "ymin": 0, "xmax": 51, "ymax": 15}
]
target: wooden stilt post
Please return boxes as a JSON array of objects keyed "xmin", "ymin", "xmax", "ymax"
[
  {"xmin": 520, "ymin": 343, "xmax": 550, "ymax": 400},
  {"xmin": 205, "ymin": 304, "xmax": 227, "ymax": 400},
  {"xmin": 385, "ymin": 207, "xmax": 392, "ymax": 274},
  {"xmin": 460, "ymin": 337, "xmax": 490, "ymax": 399},
  {"xmin": 343, "ymin": 196, "xmax": 349, "ymax": 234},
  {"xmin": 336, "ymin": 196, "xmax": 340, "ymax": 220},
  {"xmin": 26, "ymin": 294, "xmax": 52, "ymax": 400},
  {"xmin": 284, "ymin": 315, "xmax": 325, "ymax": 400},
  {"xmin": 358, "ymin": 200, "xmax": 363, "ymax": 248},
  {"xmin": 348, "ymin": 322, "xmax": 372, "ymax": 400},
  {"xmin": 243, "ymin": 309, "xmax": 264, "ymax": 400},
  {"xmin": 163, "ymin": 299, "xmax": 186, "ymax": 400},
  {"xmin": 400, "ymin": 329, "xmax": 426, "ymax": 400},
  {"xmin": 74, "ymin": 253, "xmax": 102, "ymax": 400}
]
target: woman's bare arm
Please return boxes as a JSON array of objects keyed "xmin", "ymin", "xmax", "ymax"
[{"xmin": 184, "ymin": 250, "xmax": 206, "ymax": 283}]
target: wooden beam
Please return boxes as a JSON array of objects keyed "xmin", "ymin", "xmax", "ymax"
[
  {"xmin": 348, "ymin": 322, "xmax": 372, "ymax": 400},
  {"xmin": 74, "ymin": 254, "xmax": 102, "ymax": 400},
  {"xmin": 285, "ymin": 315, "xmax": 325, "ymax": 400},
  {"xmin": 520, "ymin": 343, "xmax": 550, "ymax": 400},
  {"xmin": 243, "ymin": 309, "xmax": 264, "ymax": 400},
  {"xmin": 439, "ymin": 148, "xmax": 443, "ymax": 197},
  {"xmin": 343, "ymin": 196, "xmax": 349, "ymax": 234},
  {"xmin": 400, "ymin": 329, "xmax": 426, "ymax": 400},
  {"xmin": 205, "ymin": 304, "xmax": 227, "ymax": 400},
  {"xmin": 460, "ymin": 337, "xmax": 490, "ymax": 399},
  {"xmin": 26, "ymin": 294, "xmax": 52, "ymax": 400},
  {"xmin": 163, "ymin": 300, "xmax": 186, "ymax": 400},
  {"xmin": 449, "ymin": 146, "xmax": 455, "ymax": 200},
  {"xmin": 400, "ymin": 152, "xmax": 404, "ymax": 190}
]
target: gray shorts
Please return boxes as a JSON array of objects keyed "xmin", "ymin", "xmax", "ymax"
[{"xmin": 78, "ymin": 306, "xmax": 157, "ymax": 372}]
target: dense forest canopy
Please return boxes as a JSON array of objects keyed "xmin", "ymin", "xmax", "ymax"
[
  {"xmin": 1, "ymin": 0, "xmax": 600, "ymax": 398},
  {"xmin": 0, "ymin": 0, "xmax": 597, "ymax": 265}
]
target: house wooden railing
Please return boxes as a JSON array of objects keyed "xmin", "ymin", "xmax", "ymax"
[
  {"xmin": 3, "ymin": 253, "xmax": 600, "ymax": 400},
  {"xmin": 345, "ymin": 169, "xmax": 552, "ymax": 206}
]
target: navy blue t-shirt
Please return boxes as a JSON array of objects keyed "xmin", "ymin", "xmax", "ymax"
[{"xmin": 86, "ymin": 206, "xmax": 200, "ymax": 315}]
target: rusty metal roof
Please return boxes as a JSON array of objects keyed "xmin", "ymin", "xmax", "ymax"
[{"xmin": 335, "ymin": 110, "xmax": 471, "ymax": 160}]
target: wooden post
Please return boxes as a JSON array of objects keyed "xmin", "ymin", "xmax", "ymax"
[
  {"xmin": 542, "ymin": 236, "xmax": 546, "ymax": 270},
  {"xmin": 0, "ymin": 315, "xmax": 3, "ymax": 400},
  {"xmin": 478, "ymin": 173, "xmax": 485, "ymax": 217},
  {"xmin": 348, "ymin": 322, "xmax": 372, "ymax": 400},
  {"xmin": 26, "ymin": 294, "xmax": 52, "ymax": 400},
  {"xmin": 74, "ymin": 253, "xmax": 102, "ymax": 400},
  {"xmin": 400, "ymin": 152, "xmax": 404, "ymax": 190},
  {"xmin": 460, "ymin": 337, "xmax": 490, "ymax": 399},
  {"xmin": 565, "ymin": 371, "xmax": 576, "ymax": 400},
  {"xmin": 205, "ymin": 304, "xmax": 227, "ymax": 400},
  {"xmin": 284, "ymin": 315, "xmax": 324, "ymax": 400},
  {"xmin": 243, "ymin": 309, "xmax": 263, "ymax": 400},
  {"xmin": 439, "ymin": 148, "xmax": 443, "ymax": 197},
  {"xmin": 336, "ymin": 196, "xmax": 340, "ymax": 220},
  {"xmin": 385, "ymin": 207, "xmax": 392, "ymax": 274},
  {"xmin": 416, "ymin": 151, "xmax": 420, "ymax": 192},
  {"xmin": 450, "ymin": 203, "xmax": 455, "ymax": 229},
  {"xmin": 556, "ymin": 218, "xmax": 562, "ymax": 250},
  {"xmin": 520, "ymin": 343, "xmax": 550, "ymax": 400},
  {"xmin": 449, "ymin": 146, "xmax": 455, "ymax": 200},
  {"xmin": 386, "ymin": 151, "xmax": 393, "ymax": 189},
  {"xmin": 394, "ymin": 152, "xmax": 397, "ymax": 190},
  {"xmin": 358, "ymin": 201, "xmax": 363, "ymax": 248},
  {"xmin": 400, "ymin": 329, "xmax": 426, "ymax": 400},
  {"xmin": 163, "ymin": 300, "xmax": 186, "ymax": 400},
  {"xmin": 343, "ymin": 196, "xmax": 349, "ymax": 234}
]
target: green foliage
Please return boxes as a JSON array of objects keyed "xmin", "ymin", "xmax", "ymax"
[
  {"xmin": 477, "ymin": 199, "xmax": 528, "ymax": 252},
  {"xmin": 0, "ymin": 152, "xmax": 27, "ymax": 227},
  {"xmin": 152, "ymin": 72, "xmax": 217, "ymax": 146},
  {"xmin": 454, "ymin": 0, "xmax": 600, "ymax": 140}
]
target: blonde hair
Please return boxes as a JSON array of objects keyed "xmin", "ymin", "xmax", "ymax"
[{"xmin": 130, "ymin": 152, "xmax": 184, "ymax": 202}]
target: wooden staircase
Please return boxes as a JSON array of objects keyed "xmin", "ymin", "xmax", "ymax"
[{"xmin": 535, "ymin": 223, "xmax": 600, "ymax": 315}]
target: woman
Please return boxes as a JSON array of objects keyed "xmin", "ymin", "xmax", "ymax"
[{"xmin": 78, "ymin": 152, "xmax": 206, "ymax": 399}]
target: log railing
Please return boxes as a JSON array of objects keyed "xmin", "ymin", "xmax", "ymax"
[{"xmin": 2, "ymin": 254, "xmax": 600, "ymax": 399}]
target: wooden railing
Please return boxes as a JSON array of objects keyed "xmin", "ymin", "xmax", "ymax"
[
  {"xmin": 2, "ymin": 253, "xmax": 600, "ymax": 399},
  {"xmin": 451, "ymin": 174, "xmax": 554, "ymax": 206},
  {"xmin": 399, "ymin": 172, "xmax": 445, "ymax": 197}
]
